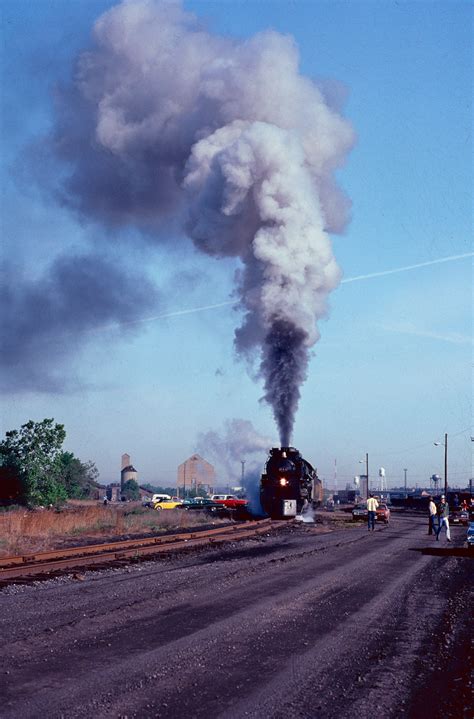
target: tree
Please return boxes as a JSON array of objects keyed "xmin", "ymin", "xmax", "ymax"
[
  {"xmin": 122, "ymin": 479, "xmax": 140, "ymax": 501},
  {"xmin": 0, "ymin": 419, "xmax": 67, "ymax": 506},
  {"xmin": 57, "ymin": 452, "xmax": 99, "ymax": 499}
]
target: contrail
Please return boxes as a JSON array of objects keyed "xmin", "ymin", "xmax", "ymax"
[
  {"xmin": 95, "ymin": 251, "xmax": 472, "ymax": 334},
  {"xmin": 95, "ymin": 301, "xmax": 236, "ymax": 332},
  {"xmin": 125, "ymin": 252, "xmax": 473, "ymax": 327},
  {"xmin": 127, "ymin": 301, "xmax": 235, "ymax": 324},
  {"xmin": 341, "ymin": 252, "xmax": 473, "ymax": 283}
]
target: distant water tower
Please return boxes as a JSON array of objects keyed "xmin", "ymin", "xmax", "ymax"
[{"xmin": 378, "ymin": 467, "xmax": 387, "ymax": 493}]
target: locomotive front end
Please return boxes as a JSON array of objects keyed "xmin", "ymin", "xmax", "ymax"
[{"xmin": 260, "ymin": 447, "xmax": 314, "ymax": 519}]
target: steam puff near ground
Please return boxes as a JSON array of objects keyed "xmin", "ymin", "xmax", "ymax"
[
  {"xmin": 15, "ymin": 0, "xmax": 355, "ymax": 420},
  {"xmin": 197, "ymin": 419, "xmax": 274, "ymax": 514},
  {"xmin": 197, "ymin": 418, "xmax": 273, "ymax": 483}
]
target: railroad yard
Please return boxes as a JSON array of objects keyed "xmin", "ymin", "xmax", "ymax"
[{"xmin": 0, "ymin": 513, "xmax": 472, "ymax": 719}]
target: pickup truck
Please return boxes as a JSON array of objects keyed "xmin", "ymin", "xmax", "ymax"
[{"xmin": 210, "ymin": 494, "xmax": 248, "ymax": 509}]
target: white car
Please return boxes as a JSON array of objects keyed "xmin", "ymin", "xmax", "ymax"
[{"xmin": 152, "ymin": 493, "xmax": 171, "ymax": 503}]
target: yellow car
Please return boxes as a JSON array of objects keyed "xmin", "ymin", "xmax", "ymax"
[{"xmin": 154, "ymin": 497, "xmax": 184, "ymax": 510}]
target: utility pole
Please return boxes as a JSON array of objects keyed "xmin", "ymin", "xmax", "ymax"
[
  {"xmin": 366, "ymin": 453, "xmax": 369, "ymax": 494},
  {"xmin": 404, "ymin": 468, "xmax": 407, "ymax": 496},
  {"xmin": 444, "ymin": 432, "xmax": 448, "ymax": 496},
  {"xmin": 241, "ymin": 460, "xmax": 246, "ymax": 490}
]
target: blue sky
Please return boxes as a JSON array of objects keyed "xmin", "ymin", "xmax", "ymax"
[{"xmin": 1, "ymin": 0, "xmax": 472, "ymax": 490}]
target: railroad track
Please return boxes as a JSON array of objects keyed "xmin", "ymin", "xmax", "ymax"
[{"xmin": 0, "ymin": 519, "xmax": 285, "ymax": 583}]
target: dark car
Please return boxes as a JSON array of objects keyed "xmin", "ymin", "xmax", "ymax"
[
  {"xmin": 182, "ymin": 498, "xmax": 230, "ymax": 516},
  {"xmin": 449, "ymin": 509, "xmax": 469, "ymax": 526},
  {"xmin": 352, "ymin": 503, "xmax": 368, "ymax": 521}
]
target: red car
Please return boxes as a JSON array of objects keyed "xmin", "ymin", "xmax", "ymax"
[
  {"xmin": 210, "ymin": 494, "xmax": 248, "ymax": 509},
  {"xmin": 376, "ymin": 503, "xmax": 391, "ymax": 524},
  {"xmin": 352, "ymin": 502, "xmax": 390, "ymax": 524}
]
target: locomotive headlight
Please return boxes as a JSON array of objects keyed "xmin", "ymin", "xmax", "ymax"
[{"xmin": 279, "ymin": 478, "xmax": 288, "ymax": 486}]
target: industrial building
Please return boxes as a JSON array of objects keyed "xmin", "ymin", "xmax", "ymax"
[
  {"xmin": 104, "ymin": 454, "xmax": 153, "ymax": 501},
  {"xmin": 177, "ymin": 454, "xmax": 215, "ymax": 496},
  {"xmin": 121, "ymin": 453, "xmax": 138, "ymax": 489}
]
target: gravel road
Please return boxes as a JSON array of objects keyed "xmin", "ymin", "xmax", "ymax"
[{"xmin": 0, "ymin": 515, "xmax": 472, "ymax": 719}]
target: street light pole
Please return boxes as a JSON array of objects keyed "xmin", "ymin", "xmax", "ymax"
[
  {"xmin": 434, "ymin": 434, "xmax": 448, "ymax": 497},
  {"xmin": 444, "ymin": 432, "xmax": 448, "ymax": 496},
  {"xmin": 404, "ymin": 468, "xmax": 407, "ymax": 496},
  {"xmin": 358, "ymin": 453, "xmax": 369, "ymax": 497}
]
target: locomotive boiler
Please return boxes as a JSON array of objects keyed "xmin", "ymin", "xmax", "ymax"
[{"xmin": 260, "ymin": 447, "xmax": 322, "ymax": 519}]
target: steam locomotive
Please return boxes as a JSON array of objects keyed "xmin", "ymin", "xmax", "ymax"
[{"xmin": 260, "ymin": 446, "xmax": 322, "ymax": 519}]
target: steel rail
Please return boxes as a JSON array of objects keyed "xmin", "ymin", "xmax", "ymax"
[
  {"xmin": 0, "ymin": 519, "xmax": 283, "ymax": 581},
  {"xmin": 0, "ymin": 520, "xmax": 272, "ymax": 568}
]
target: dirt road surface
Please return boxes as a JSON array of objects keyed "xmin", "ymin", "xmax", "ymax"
[{"xmin": 1, "ymin": 515, "xmax": 472, "ymax": 718}]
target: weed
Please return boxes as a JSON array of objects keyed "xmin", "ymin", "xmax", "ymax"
[{"xmin": 0, "ymin": 502, "xmax": 226, "ymax": 556}]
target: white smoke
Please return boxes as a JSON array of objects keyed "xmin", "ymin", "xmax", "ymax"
[{"xmin": 50, "ymin": 0, "xmax": 355, "ymax": 439}]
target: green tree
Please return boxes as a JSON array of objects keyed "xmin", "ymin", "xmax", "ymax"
[
  {"xmin": 0, "ymin": 419, "xmax": 67, "ymax": 506},
  {"xmin": 57, "ymin": 452, "xmax": 99, "ymax": 499},
  {"xmin": 142, "ymin": 483, "xmax": 176, "ymax": 495},
  {"xmin": 122, "ymin": 479, "xmax": 140, "ymax": 501}
]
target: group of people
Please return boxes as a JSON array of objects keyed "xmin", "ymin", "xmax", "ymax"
[{"xmin": 428, "ymin": 495, "xmax": 451, "ymax": 541}]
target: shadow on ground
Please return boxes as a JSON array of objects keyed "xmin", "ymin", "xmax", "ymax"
[{"xmin": 410, "ymin": 546, "xmax": 473, "ymax": 558}]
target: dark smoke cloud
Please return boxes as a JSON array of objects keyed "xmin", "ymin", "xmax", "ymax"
[
  {"xmin": 22, "ymin": 0, "xmax": 354, "ymax": 430},
  {"xmin": 260, "ymin": 320, "xmax": 309, "ymax": 447},
  {"xmin": 1, "ymin": 254, "xmax": 157, "ymax": 393}
]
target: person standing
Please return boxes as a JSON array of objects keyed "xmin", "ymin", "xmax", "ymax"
[
  {"xmin": 436, "ymin": 495, "xmax": 451, "ymax": 542},
  {"xmin": 367, "ymin": 493, "xmax": 379, "ymax": 532},
  {"xmin": 428, "ymin": 496, "xmax": 438, "ymax": 536}
]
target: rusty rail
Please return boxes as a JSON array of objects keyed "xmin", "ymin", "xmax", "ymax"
[{"xmin": 0, "ymin": 519, "xmax": 283, "ymax": 581}]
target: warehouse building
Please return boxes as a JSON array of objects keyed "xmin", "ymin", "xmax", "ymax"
[{"xmin": 177, "ymin": 454, "xmax": 215, "ymax": 496}]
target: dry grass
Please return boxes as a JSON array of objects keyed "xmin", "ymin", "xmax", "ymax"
[{"xmin": 0, "ymin": 502, "xmax": 224, "ymax": 557}]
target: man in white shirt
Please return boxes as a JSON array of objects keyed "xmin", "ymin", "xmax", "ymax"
[
  {"xmin": 367, "ymin": 494, "xmax": 379, "ymax": 532},
  {"xmin": 428, "ymin": 496, "xmax": 438, "ymax": 536}
]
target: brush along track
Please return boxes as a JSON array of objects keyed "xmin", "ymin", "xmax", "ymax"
[{"xmin": 0, "ymin": 519, "xmax": 286, "ymax": 582}]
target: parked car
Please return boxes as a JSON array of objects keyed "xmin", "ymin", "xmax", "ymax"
[
  {"xmin": 352, "ymin": 502, "xmax": 390, "ymax": 524},
  {"xmin": 466, "ymin": 522, "xmax": 474, "ymax": 551},
  {"xmin": 352, "ymin": 503, "xmax": 368, "ymax": 521},
  {"xmin": 376, "ymin": 503, "xmax": 391, "ymax": 524},
  {"xmin": 449, "ymin": 509, "xmax": 469, "ymax": 526},
  {"xmin": 210, "ymin": 494, "xmax": 248, "ymax": 509},
  {"xmin": 182, "ymin": 498, "xmax": 230, "ymax": 516},
  {"xmin": 153, "ymin": 497, "xmax": 184, "ymax": 510}
]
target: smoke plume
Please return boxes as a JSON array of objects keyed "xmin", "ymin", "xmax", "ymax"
[
  {"xmin": 197, "ymin": 419, "xmax": 273, "ymax": 484},
  {"xmin": 1, "ymin": 254, "xmax": 157, "ymax": 392},
  {"xmin": 197, "ymin": 418, "xmax": 274, "ymax": 515},
  {"xmin": 29, "ymin": 0, "xmax": 354, "ymax": 431}
]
